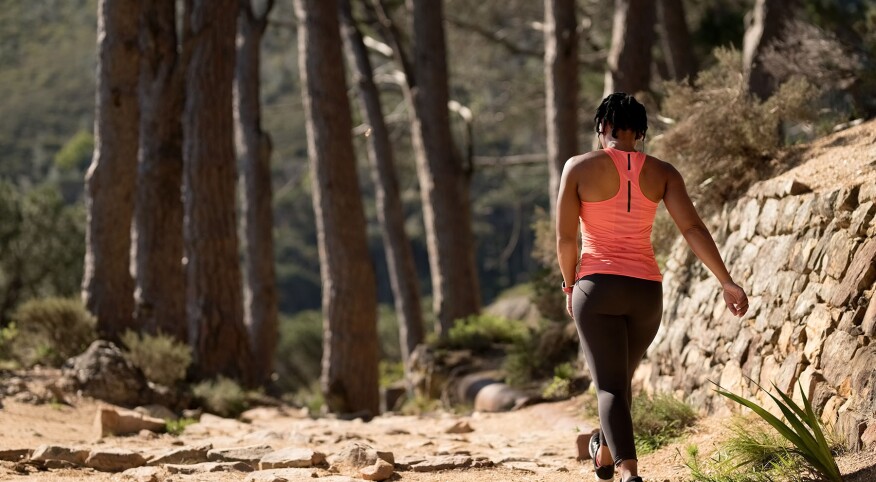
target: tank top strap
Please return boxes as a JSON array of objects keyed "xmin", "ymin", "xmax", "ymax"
[{"xmin": 604, "ymin": 148, "xmax": 645, "ymax": 187}]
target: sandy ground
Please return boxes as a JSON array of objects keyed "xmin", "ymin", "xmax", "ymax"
[{"xmin": 1, "ymin": 394, "xmax": 874, "ymax": 482}]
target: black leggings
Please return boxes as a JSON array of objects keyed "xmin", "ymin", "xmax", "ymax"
[{"xmin": 572, "ymin": 273, "xmax": 663, "ymax": 465}]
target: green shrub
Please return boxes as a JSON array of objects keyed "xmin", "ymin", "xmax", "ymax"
[
  {"xmin": 192, "ymin": 376, "xmax": 248, "ymax": 418},
  {"xmin": 632, "ymin": 392, "xmax": 698, "ymax": 454},
  {"xmin": 9, "ymin": 297, "xmax": 96, "ymax": 367},
  {"xmin": 274, "ymin": 311, "xmax": 323, "ymax": 394},
  {"xmin": 120, "ymin": 330, "xmax": 192, "ymax": 386},
  {"xmin": 440, "ymin": 314, "xmax": 529, "ymax": 351},
  {"xmin": 165, "ymin": 417, "xmax": 197, "ymax": 436},
  {"xmin": 654, "ymin": 48, "xmax": 818, "ymax": 215},
  {"xmin": 54, "ymin": 130, "xmax": 94, "ymax": 171},
  {"xmin": 683, "ymin": 443, "xmax": 804, "ymax": 482},
  {"xmin": 715, "ymin": 381, "xmax": 843, "ymax": 482},
  {"xmin": 379, "ymin": 360, "xmax": 405, "ymax": 388}
]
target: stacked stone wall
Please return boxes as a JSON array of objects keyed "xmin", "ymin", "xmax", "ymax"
[{"xmin": 637, "ymin": 177, "xmax": 876, "ymax": 449}]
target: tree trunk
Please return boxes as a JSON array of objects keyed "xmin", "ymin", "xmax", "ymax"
[
  {"xmin": 294, "ymin": 0, "xmax": 379, "ymax": 415},
  {"xmin": 134, "ymin": 0, "xmax": 186, "ymax": 341},
  {"xmin": 83, "ymin": 0, "xmax": 141, "ymax": 341},
  {"xmin": 743, "ymin": 0, "xmax": 795, "ymax": 99},
  {"xmin": 410, "ymin": 0, "xmax": 481, "ymax": 335},
  {"xmin": 544, "ymin": 0, "xmax": 578, "ymax": 219},
  {"xmin": 657, "ymin": 0, "xmax": 696, "ymax": 83},
  {"xmin": 183, "ymin": 0, "xmax": 255, "ymax": 385},
  {"xmin": 235, "ymin": 0, "xmax": 279, "ymax": 387},
  {"xmin": 338, "ymin": 0, "xmax": 424, "ymax": 367},
  {"xmin": 604, "ymin": 0, "xmax": 657, "ymax": 96}
]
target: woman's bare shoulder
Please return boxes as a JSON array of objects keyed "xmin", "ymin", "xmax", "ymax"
[
  {"xmin": 564, "ymin": 150, "xmax": 611, "ymax": 173},
  {"xmin": 644, "ymin": 154, "xmax": 682, "ymax": 178}
]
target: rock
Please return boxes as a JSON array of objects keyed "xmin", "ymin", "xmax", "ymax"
[
  {"xmin": 473, "ymin": 383, "xmax": 527, "ymax": 412},
  {"xmin": 803, "ymin": 305, "xmax": 834, "ymax": 362},
  {"xmin": 165, "ymin": 461, "xmax": 254, "ymax": 474},
  {"xmin": 85, "ymin": 448, "xmax": 147, "ymax": 472},
  {"xmin": 184, "ymin": 413, "xmax": 248, "ymax": 435},
  {"xmin": 258, "ymin": 447, "xmax": 326, "ymax": 470},
  {"xmin": 94, "ymin": 405, "xmax": 166, "ymax": 437},
  {"xmin": 208, "ymin": 445, "xmax": 274, "ymax": 467},
  {"xmin": 409, "ymin": 455, "xmax": 490, "ymax": 472},
  {"xmin": 121, "ymin": 466, "xmax": 164, "ymax": 482},
  {"xmin": 134, "ymin": 404, "xmax": 176, "ymax": 421},
  {"xmin": 244, "ymin": 468, "xmax": 317, "ymax": 482},
  {"xmin": 830, "ymin": 237, "xmax": 876, "ymax": 308},
  {"xmin": 739, "ymin": 198, "xmax": 761, "ymax": 240},
  {"xmin": 63, "ymin": 341, "xmax": 152, "ymax": 406},
  {"xmin": 358, "ymin": 458, "xmax": 394, "ymax": 481},
  {"xmin": 862, "ymin": 423, "xmax": 876, "ymax": 449},
  {"xmin": 755, "ymin": 198, "xmax": 780, "ymax": 237},
  {"xmin": 836, "ymin": 408, "xmax": 867, "ymax": 451},
  {"xmin": 862, "ymin": 293, "xmax": 876, "ymax": 337},
  {"xmin": 30, "ymin": 445, "xmax": 89, "ymax": 466},
  {"xmin": 821, "ymin": 331, "xmax": 859, "ymax": 386},
  {"xmin": 823, "ymin": 231, "xmax": 856, "ymax": 280},
  {"xmin": 850, "ymin": 201, "xmax": 876, "ymax": 236},
  {"xmin": 445, "ymin": 421, "xmax": 474, "ymax": 434},
  {"xmin": 147, "ymin": 444, "xmax": 212, "ymax": 465},
  {"xmin": 575, "ymin": 433, "xmax": 592, "ymax": 461},
  {"xmin": 240, "ymin": 406, "xmax": 297, "ymax": 423},
  {"xmin": 0, "ymin": 449, "xmax": 31, "ymax": 462},
  {"xmin": 329, "ymin": 442, "xmax": 394, "ymax": 476}
]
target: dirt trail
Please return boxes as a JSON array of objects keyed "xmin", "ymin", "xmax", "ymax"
[{"xmin": 1, "ymin": 395, "xmax": 874, "ymax": 482}]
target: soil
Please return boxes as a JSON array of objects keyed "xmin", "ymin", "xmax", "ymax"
[{"xmin": 1, "ymin": 392, "xmax": 874, "ymax": 482}]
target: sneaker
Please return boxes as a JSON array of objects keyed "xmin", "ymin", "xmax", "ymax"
[
  {"xmin": 624, "ymin": 478, "xmax": 644, "ymax": 482},
  {"xmin": 588, "ymin": 432, "xmax": 614, "ymax": 480}
]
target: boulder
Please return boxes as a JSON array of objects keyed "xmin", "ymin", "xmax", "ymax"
[
  {"xmin": 63, "ymin": 341, "xmax": 152, "ymax": 406},
  {"xmin": 359, "ymin": 458, "xmax": 394, "ymax": 481},
  {"xmin": 0, "ymin": 449, "xmax": 31, "ymax": 462},
  {"xmin": 207, "ymin": 445, "xmax": 274, "ymax": 468},
  {"xmin": 94, "ymin": 405, "xmax": 166, "ymax": 437},
  {"xmin": 121, "ymin": 466, "xmax": 164, "ymax": 482},
  {"xmin": 473, "ymin": 383, "xmax": 528, "ymax": 412},
  {"xmin": 85, "ymin": 448, "xmax": 147, "ymax": 472},
  {"xmin": 329, "ymin": 442, "xmax": 394, "ymax": 477},
  {"xmin": 134, "ymin": 404, "xmax": 176, "ymax": 421}
]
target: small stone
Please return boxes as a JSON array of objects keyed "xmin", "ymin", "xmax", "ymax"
[
  {"xmin": 139, "ymin": 429, "xmax": 158, "ymax": 439},
  {"xmin": 121, "ymin": 466, "xmax": 164, "ymax": 482},
  {"xmin": 134, "ymin": 404, "xmax": 177, "ymax": 421},
  {"xmin": 358, "ymin": 458, "xmax": 394, "ymax": 481},
  {"xmin": 329, "ymin": 442, "xmax": 394, "ymax": 477},
  {"xmin": 165, "ymin": 461, "xmax": 254, "ymax": 474},
  {"xmin": 830, "ymin": 237, "xmax": 876, "ymax": 308},
  {"xmin": 0, "ymin": 449, "xmax": 31, "ymax": 462},
  {"xmin": 862, "ymin": 423, "xmax": 876, "ymax": 449},
  {"xmin": 240, "ymin": 406, "xmax": 294, "ymax": 423},
  {"xmin": 259, "ymin": 447, "xmax": 326, "ymax": 470},
  {"xmin": 94, "ymin": 405, "xmax": 166, "ymax": 438},
  {"xmin": 30, "ymin": 444, "xmax": 89, "ymax": 466},
  {"xmin": 575, "ymin": 433, "xmax": 592, "ymax": 461},
  {"xmin": 445, "ymin": 421, "xmax": 474, "ymax": 434},
  {"xmin": 208, "ymin": 445, "xmax": 273, "ymax": 468},
  {"xmin": 146, "ymin": 444, "xmax": 212, "ymax": 465},
  {"xmin": 410, "ymin": 455, "xmax": 473, "ymax": 472},
  {"xmin": 244, "ymin": 468, "xmax": 316, "ymax": 482},
  {"xmin": 85, "ymin": 448, "xmax": 147, "ymax": 472}
]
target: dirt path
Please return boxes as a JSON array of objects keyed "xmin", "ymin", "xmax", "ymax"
[{"xmin": 1, "ymin": 395, "xmax": 874, "ymax": 482}]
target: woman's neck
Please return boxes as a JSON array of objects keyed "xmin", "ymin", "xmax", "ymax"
[{"xmin": 605, "ymin": 139, "xmax": 637, "ymax": 152}]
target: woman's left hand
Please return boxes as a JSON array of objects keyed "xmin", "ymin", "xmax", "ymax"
[{"xmin": 566, "ymin": 292, "xmax": 573, "ymax": 318}]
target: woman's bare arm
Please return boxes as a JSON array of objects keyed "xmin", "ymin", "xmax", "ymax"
[
  {"xmin": 556, "ymin": 159, "xmax": 582, "ymax": 316},
  {"xmin": 663, "ymin": 164, "xmax": 749, "ymax": 316}
]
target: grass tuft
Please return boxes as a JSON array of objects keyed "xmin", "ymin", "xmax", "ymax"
[{"xmin": 632, "ymin": 392, "xmax": 698, "ymax": 455}]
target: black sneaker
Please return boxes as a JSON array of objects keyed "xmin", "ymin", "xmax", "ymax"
[
  {"xmin": 588, "ymin": 432, "xmax": 614, "ymax": 480},
  {"xmin": 624, "ymin": 477, "xmax": 644, "ymax": 482}
]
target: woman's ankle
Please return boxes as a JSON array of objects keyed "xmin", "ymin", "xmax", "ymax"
[{"xmin": 617, "ymin": 459, "xmax": 638, "ymax": 479}]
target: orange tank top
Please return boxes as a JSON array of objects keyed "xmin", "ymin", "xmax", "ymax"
[{"xmin": 576, "ymin": 148, "xmax": 662, "ymax": 282}]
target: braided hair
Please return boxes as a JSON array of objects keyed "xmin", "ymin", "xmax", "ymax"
[{"xmin": 594, "ymin": 92, "xmax": 648, "ymax": 141}]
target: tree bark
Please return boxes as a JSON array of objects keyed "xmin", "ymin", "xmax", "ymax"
[
  {"xmin": 544, "ymin": 0, "xmax": 578, "ymax": 220},
  {"xmin": 604, "ymin": 0, "xmax": 657, "ymax": 96},
  {"xmin": 657, "ymin": 0, "xmax": 696, "ymax": 83},
  {"xmin": 184, "ymin": 0, "xmax": 255, "ymax": 385},
  {"xmin": 410, "ymin": 0, "xmax": 481, "ymax": 335},
  {"xmin": 83, "ymin": 0, "xmax": 141, "ymax": 341},
  {"xmin": 339, "ymin": 0, "xmax": 424, "ymax": 367},
  {"xmin": 743, "ymin": 0, "xmax": 795, "ymax": 99},
  {"xmin": 294, "ymin": 0, "xmax": 379, "ymax": 415},
  {"xmin": 235, "ymin": 0, "xmax": 278, "ymax": 387},
  {"xmin": 134, "ymin": 0, "xmax": 186, "ymax": 341}
]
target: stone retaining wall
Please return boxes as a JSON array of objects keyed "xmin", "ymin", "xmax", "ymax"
[{"xmin": 636, "ymin": 177, "xmax": 876, "ymax": 449}]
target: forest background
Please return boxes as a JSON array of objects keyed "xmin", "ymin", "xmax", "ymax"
[{"xmin": 1, "ymin": 0, "xmax": 874, "ymax": 412}]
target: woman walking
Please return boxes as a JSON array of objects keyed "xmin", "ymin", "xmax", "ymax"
[{"xmin": 555, "ymin": 93, "xmax": 748, "ymax": 482}]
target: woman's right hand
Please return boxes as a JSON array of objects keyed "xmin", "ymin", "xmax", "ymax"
[{"xmin": 722, "ymin": 281, "xmax": 748, "ymax": 317}]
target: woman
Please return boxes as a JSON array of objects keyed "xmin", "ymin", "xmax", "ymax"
[{"xmin": 555, "ymin": 93, "xmax": 748, "ymax": 482}]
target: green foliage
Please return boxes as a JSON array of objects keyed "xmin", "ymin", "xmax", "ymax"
[
  {"xmin": 274, "ymin": 310, "xmax": 323, "ymax": 394},
  {"xmin": 631, "ymin": 392, "xmax": 698, "ymax": 455},
  {"xmin": 654, "ymin": 48, "xmax": 818, "ymax": 214},
  {"xmin": 529, "ymin": 210, "xmax": 567, "ymax": 322},
  {"xmin": 379, "ymin": 360, "xmax": 405, "ymax": 388},
  {"xmin": 165, "ymin": 417, "xmax": 197, "ymax": 436},
  {"xmin": 439, "ymin": 314, "xmax": 530, "ymax": 351},
  {"xmin": 0, "ymin": 182, "xmax": 86, "ymax": 323},
  {"xmin": 400, "ymin": 393, "xmax": 441, "ymax": 416},
  {"xmin": 683, "ymin": 443, "xmax": 805, "ymax": 482},
  {"xmin": 54, "ymin": 130, "xmax": 93, "ymax": 171},
  {"xmin": 714, "ymin": 381, "xmax": 843, "ymax": 482},
  {"xmin": 7, "ymin": 297, "xmax": 96, "ymax": 367},
  {"xmin": 120, "ymin": 330, "xmax": 192, "ymax": 387},
  {"xmin": 192, "ymin": 377, "xmax": 248, "ymax": 418}
]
